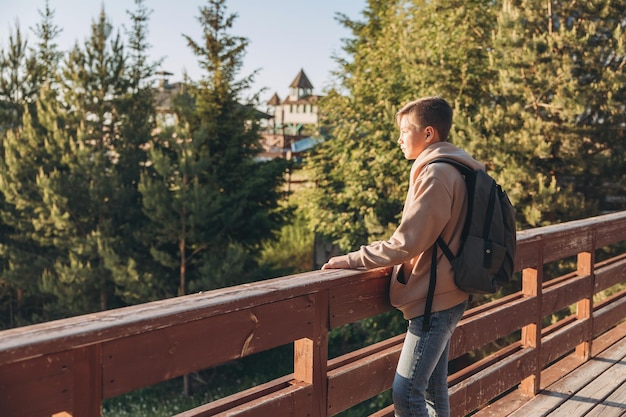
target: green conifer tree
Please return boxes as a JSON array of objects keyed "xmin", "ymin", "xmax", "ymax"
[
  {"xmin": 139, "ymin": 0, "xmax": 287, "ymax": 302},
  {"xmin": 0, "ymin": 22, "xmax": 38, "ymax": 132},
  {"xmin": 482, "ymin": 0, "xmax": 626, "ymax": 227},
  {"xmin": 3, "ymin": 7, "xmax": 152, "ymax": 318},
  {"xmin": 30, "ymin": 0, "xmax": 63, "ymax": 90},
  {"xmin": 0, "ymin": 3, "xmax": 63, "ymax": 327},
  {"xmin": 0, "ymin": 99, "xmax": 61, "ymax": 326},
  {"xmin": 111, "ymin": 0, "xmax": 164, "ymax": 304},
  {"xmin": 28, "ymin": 8, "xmax": 130, "ymax": 315}
]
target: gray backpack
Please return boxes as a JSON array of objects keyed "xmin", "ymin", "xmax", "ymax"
[{"xmin": 423, "ymin": 158, "xmax": 517, "ymax": 331}]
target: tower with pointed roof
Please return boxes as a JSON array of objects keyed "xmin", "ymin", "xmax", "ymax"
[
  {"xmin": 259, "ymin": 69, "xmax": 324, "ymax": 160},
  {"xmin": 266, "ymin": 69, "xmax": 321, "ymax": 129}
]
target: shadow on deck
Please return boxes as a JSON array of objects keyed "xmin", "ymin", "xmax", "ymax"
[{"xmin": 1, "ymin": 211, "xmax": 625, "ymax": 417}]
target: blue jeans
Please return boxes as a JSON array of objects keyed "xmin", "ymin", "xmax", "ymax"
[{"xmin": 392, "ymin": 301, "xmax": 467, "ymax": 417}]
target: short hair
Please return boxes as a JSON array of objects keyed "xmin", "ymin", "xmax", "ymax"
[{"xmin": 395, "ymin": 97, "xmax": 453, "ymax": 141}]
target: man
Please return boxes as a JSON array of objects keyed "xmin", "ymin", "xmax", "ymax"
[{"xmin": 322, "ymin": 96, "xmax": 483, "ymax": 416}]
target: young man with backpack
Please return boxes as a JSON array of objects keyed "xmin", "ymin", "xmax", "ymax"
[{"xmin": 322, "ymin": 97, "xmax": 486, "ymax": 417}]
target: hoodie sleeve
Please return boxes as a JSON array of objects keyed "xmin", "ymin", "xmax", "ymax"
[{"xmin": 347, "ymin": 164, "xmax": 453, "ymax": 269}]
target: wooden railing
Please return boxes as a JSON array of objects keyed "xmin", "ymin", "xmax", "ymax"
[{"xmin": 1, "ymin": 211, "xmax": 626, "ymax": 417}]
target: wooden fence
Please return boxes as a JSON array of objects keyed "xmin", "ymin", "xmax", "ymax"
[{"xmin": 1, "ymin": 211, "xmax": 625, "ymax": 417}]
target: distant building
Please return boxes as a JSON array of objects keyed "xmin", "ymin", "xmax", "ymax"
[
  {"xmin": 267, "ymin": 69, "xmax": 321, "ymax": 127},
  {"xmin": 152, "ymin": 68, "xmax": 324, "ymax": 160},
  {"xmin": 260, "ymin": 69, "xmax": 324, "ymax": 160}
]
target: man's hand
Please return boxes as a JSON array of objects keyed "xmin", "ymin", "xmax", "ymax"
[{"xmin": 321, "ymin": 255, "xmax": 350, "ymax": 270}]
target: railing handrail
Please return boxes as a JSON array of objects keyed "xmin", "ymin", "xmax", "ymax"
[
  {"xmin": 0, "ymin": 266, "xmax": 387, "ymax": 365},
  {"xmin": 1, "ymin": 210, "xmax": 626, "ymax": 417},
  {"xmin": 3, "ymin": 211, "xmax": 625, "ymax": 360}
]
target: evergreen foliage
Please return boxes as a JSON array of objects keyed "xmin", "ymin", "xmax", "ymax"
[
  {"xmin": 482, "ymin": 0, "xmax": 626, "ymax": 226},
  {"xmin": 0, "ymin": 23, "xmax": 37, "ymax": 132},
  {"xmin": 138, "ymin": 0, "xmax": 288, "ymax": 296},
  {"xmin": 0, "ymin": 1, "xmax": 65, "ymax": 326},
  {"xmin": 0, "ymin": 0, "xmax": 290, "ymax": 326},
  {"xmin": 306, "ymin": 0, "xmax": 626, "ymax": 250},
  {"xmin": 306, "ymin": 0, "xmax": 498, "ymax": 251}
]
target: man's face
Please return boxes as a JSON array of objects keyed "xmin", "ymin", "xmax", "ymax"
[{"xmin": 397, "ymin": 115, "xmax": 429, "ymax": 160}]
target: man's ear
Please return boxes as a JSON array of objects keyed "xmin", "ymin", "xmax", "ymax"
[{"xmin": 425, "ymin": 126, "xmax": 435, "ymax": 141}]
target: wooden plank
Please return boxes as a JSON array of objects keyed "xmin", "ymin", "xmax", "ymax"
[
  {"xmin": 0, "ymin": 351, "xmax": 73, "ymax": 417},
  {"xmin": 575, "ymin": 248, "xmax": 595, "ymax": 360},
  {"xmin": 70, "ymin": 345, "xmax": 103, "ymax": 417},
  {"xmin": 449, "ymin": 343, "xmax": 522, "ymax": 386},
  {"xmin": 449, "ymin": 296, "xmax": 536, "ymax": 360},
  {"xmin": 508, "ymin": 335, "xmax": 626, "ymax": 417},
  {"xmin": 369, "ymin": 404, "xmax": 394, "ymax": 417},
  {"xmin": 542, "ymin": 229, "xmax": 594, "ymax": 265},
  {"xmin": 328, "ymin": 334, "xmax": 404, "ymax": 371},
  {"xmin": 521, "ymin": 264, "xmax": 543, "ymax": 396},
  {"xmin": 595, "ymin": 256, "xmax": 626, "ymax": 293},
  {"xmin": 461, "ymin": 292, "xmax": 522, "ymax": 320},
  {"xmin": 327, "ymin": 344, "xmax": 399, "ymax": 415},
  {"xmin": 592, "ymin": 319, "xmax": 626, "ymax": 357},
  {"xmin": 584, "ymin": 382, "xmax": 626, "ymax": 417},
  {"xmin": 594, "ymin": 290, "xmax": 626, "ymax": 338},
  {"xmin": 549, "ymin": 354, "xmax": 626, "ymax": 416},
  {"xmin": 172, "ymin": 376, "xmax": 294, "ymax": 416},
  {"xmin": 515, "ymin": 211, "xmax": 626, "ymax": 270},
  {"xmin": 594, "ymin": 212, "xmax": 626, "ymax": 247},
  {"xmin": 102, "ymin": 295, "xmax": 314, "ymax": 398},
  {"xmin": 450, "ymin": 347, "xmax": 535, "ymax": 416},
  {"xmin": 210, "ymin": 381, "xmax": 313, "ymax": 417},
  {"xmin": 329, "ymin": 273, "xmax": 391, "ymax": 328},
  {"xmin": 540, "ymin": 319, "xmax": 589, "ymax": 368},
  {"xmin": 515, "ymin": 233, "xmax": 543, "ymax": 270},
  {"xmin": 541, "ymin": 274, "xmax": 592, "ymax": 318}
]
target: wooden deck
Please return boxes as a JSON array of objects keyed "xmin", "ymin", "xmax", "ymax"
[{"xmin": 474, "ymin": 320, "xmax": 626, "ymax": 417}]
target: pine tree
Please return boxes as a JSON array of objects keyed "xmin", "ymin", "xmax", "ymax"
[
  {"xmin": 30, "ymin": 0, "xmax": 63, "ymax": 89},
  {"xmin": 482, "ymin": 0, "xmax": 626, "ymax": 227},
  {"xmin": 112, "ymin": 0, "xmax": 164, "ymax": 304},
  {"xmin": 3, "ymin": 6, "xmax": 153, "ymax": 318},
  {"xmin": 0, "ymin": 99, "xmax": 61, "ymax": 326},
  {"xmin": 140, "ymin": 2, "xmax": 288, "ymax": 396},
  {"xmin": 0, "ymin": 3, "xmax": 63, "ymax": 328},
  {"xmin": 0, "ymin": 1, "xmax": 63, "ymax": 135},
  {"xmin": 184, "ymin": 0, "xmax": 287, "ymax": 256},
  {"xmin": 27, "ymin": 7, "xmax": 128, "ymax": 315},
  {"xmin": 140, "ymin": 0, "xmax": 287, "ymax": 302},
  {"xmin": 0, "ymin": 22, "xmax": 38, "ymax": 132},
  {"xmin": 0, "ymin": 2, "xmax": 167, "ymax": 325}
]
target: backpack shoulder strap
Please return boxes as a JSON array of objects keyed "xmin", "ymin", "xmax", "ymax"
[
  {"xmin": 423, "ymin": 242, "xmax": 438, "ymax": 332},
  {"xmin": 422, "ymin": 158, "xmax": 473, "ymax": 331},
  {"xmin": 428, "ymin": 157, "xmax": 473, "ymax": 176}
]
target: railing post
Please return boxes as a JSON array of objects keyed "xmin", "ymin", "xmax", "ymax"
[
  {"xmin": 294, "ymin": 290, "xmax": 329, "ymax": 417},
  {"xmin": 576, "ymin": 230, "xmax": 596, "ymax": 360},
  {"xmin": 52, "ymin": 344, "xmax": 102, "ymax": 417},
  {"xmin": 520, "ymin": 246, "xmax": 543, "ymax": 396}
]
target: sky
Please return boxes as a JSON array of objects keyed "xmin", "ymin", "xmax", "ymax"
[{"xmin": 0, "ymin": 0, "xmax": 367, "ymax": 103}]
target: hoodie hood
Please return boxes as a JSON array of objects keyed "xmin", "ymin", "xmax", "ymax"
[{"xmin": 410, "ymin": 142, "xmax": 484, "ymax": 184}]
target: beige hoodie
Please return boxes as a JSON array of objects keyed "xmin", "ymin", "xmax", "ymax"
[{"xmin": 346, "ymin": 141, "xmax": 484, "ymax": 320}]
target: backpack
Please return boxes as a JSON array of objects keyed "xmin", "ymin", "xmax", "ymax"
[{"xmin": 423, "ymin": 158, "xmax": 517, "ymax": 331}]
